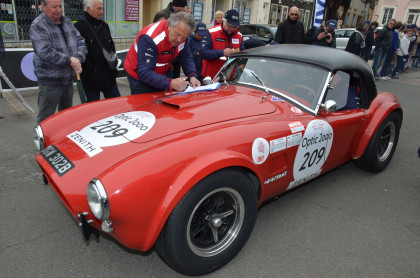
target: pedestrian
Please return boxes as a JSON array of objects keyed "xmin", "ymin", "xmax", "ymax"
[
  {"xmin": 155, "ymin": 0, "xmax": 187, "ymax": 19},
  {"xmin": 274, "ymin": 6, "xmax": 305, "ymax": 44},
  {"xmin": 345, "ymin": 22, "xmax": 369, "ymax": 57},
  {"xmin": 153, "ymin": 10, "xmax": 169, "ymax": 23},
  {"xmin": 407, "ymin": 24, "xmax": 420, "ymax": 69},
  {"xmin": 210, "ymin": 10, "xmax": 224, "ymax": 27},
  {"xmin": 75, "ymin": 0, "xmax": 120, "ymax": 102},
  {"xmin": 379, "ymin": 21, "xmax": 403, "ymax": 80},
  {"xmin": 124, "ymin": 12, "xmax": 200, "ymax": 94},
  {"xmin": 30, "ymin": 0, "xmax": 87, "ymax": 124},
  {"xmin": 188, "ymin": 22, "xmax": 207, "ymax": 83},
  {"xmin": 371, "ymin": 19, "xmax": 396, "ymax": 78},
  {"xmin": 304, "ymin": 19, "xmax": 337, "ymax": 48},
  {"xmin": 187, "ymin": 8, "xmax": 192, "ymax": 14},
  {"xmin": 200, "ymin": 9, "xmax": 244, "ymax": 79},
  {"xmin": 391, "ymin": 28, "xmax": 413, "ymax": 79},
  {"xmin": 363, "ymin": 21, "xmax": 378, "ymax": 61}
]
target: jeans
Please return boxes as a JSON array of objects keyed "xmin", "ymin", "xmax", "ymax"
[
  {"xmin": 372, "ymin": 48, "xmax": 387, "ymax": 77},
  {"xmin": 37, "ymin": 82, "xmax": 73, "ymax": 124},
  {"xmin": 127, "ymin": 74, "xmax": 164, "ymax": 95},
  {"xmin": 379, "ymin": 48, "xmax": 395, "ymax": 77},
  {"xmin": 391, "ymin": 56, "xmax": 404, "ymax": 77},
  {"xmin": 85, "ymin": 84, "xmax": 121, "ymax": 102}
]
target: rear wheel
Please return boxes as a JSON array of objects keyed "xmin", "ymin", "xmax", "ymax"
[
  {"xmin": 155, "ymin": 169, "xmax": 258, "ymax": 276},
  {"xmin": 354, "ymin": 111, "xmax": 401, "ymax": 172}
]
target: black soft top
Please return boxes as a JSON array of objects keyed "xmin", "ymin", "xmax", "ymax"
[{"xmin": 233, "ymin": 44, "xmax": 377, "ymax": 106}]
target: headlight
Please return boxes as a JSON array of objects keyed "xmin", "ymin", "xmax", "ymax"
[
  {"xmin": 87, "ymin": 179, "xmax": 110, "ymax": 220},
  {"xmin": 33, "ymin": 125, "xmax": 45, "ymax": 151}
]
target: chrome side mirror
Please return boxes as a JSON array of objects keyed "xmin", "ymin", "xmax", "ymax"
[{"xmin": 320, "ymin": 100, "xmax": 337, "ymax": 113}]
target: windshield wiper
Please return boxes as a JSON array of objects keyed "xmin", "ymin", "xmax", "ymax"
[{"xmin": 250, "ymin": 70, "xmax": 269, "ymax": 94}]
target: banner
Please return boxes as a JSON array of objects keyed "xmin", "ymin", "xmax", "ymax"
[{"xmin": 313, "ymin": 0, "xmax": 325, "ymax": 27}]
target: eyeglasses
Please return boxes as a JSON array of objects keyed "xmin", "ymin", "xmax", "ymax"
[{"xmin": 290, "ymin": 13, "xmax": 299, "ymax": 16}]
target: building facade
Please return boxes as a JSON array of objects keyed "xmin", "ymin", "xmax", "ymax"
[{"xmin": 372, "ymin": 0, "xmax": 420, "ymax": 26}]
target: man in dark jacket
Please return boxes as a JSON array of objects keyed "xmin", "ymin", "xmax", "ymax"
[
  {"xmin": 363, "ymin": 21, "xmax": 378, "ymax": 61},
  {"xmin": 371, "ymin": 19, "xmax": 396, "ymax": 78},
  {"xmin": 75, "ymin": 0, "xmax": 120, "ymax": 102},
  {"xmin": 304, "ymin": 19, "xmax": 337, "ymax": 48},
  {"xmin": 188, "ymin": 22, "xmax": 207, "ymax": 83},
  {"xmin": 274, "ymin": 6, "xmax": 305, "ymax": 44}
]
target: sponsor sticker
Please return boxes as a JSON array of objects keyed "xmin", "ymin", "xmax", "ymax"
[
  {"xmin": 271, "ymin": 96, "xmax": 284, "ymax": 102},
  {"xmin": 270, "ymin": 137, "xmax": 286, "ymax": 154},
  {"xmin": 252, "ymin": 138, "xmax": 269, "ymax": 164},
  {"xmin": 67, "ymin": 111, "xmax": 156, "ymax": 157},
  {"xmin": 287, "ymin": 133, "xmax": 302, "ymax": 148},
  {"xmin": 289, "ymin": 121, "xmax": 305, "ymax": 133},
  {"xmin": 215, "ymin": 38, "xmax": 226, "ymax": 42},
  {"xmin": 291, "ymin": 107, "xmax": 303, "ymax": 113},
  {"xmin": 264, "ymin": 171, "xmax": 287, "ymax": 184},
  {"xmin": 232, "ymin": 38, "xmax": 239, "ymax": 44},
  {"xmin": 178, "ymin": 42, "xmax": 185, "ymax": 52},
  {"xmin": 287, "ymin": 120, "xmax": 333, "ymax": 190}
]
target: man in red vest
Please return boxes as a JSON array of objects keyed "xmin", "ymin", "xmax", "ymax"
[
  {"xmin": 124, "ymin": 12, "xmax": 200, "ymax": 94},
  {"xmin": 200, "ymin": 9, "xmax": 244, "ymax": 79}
]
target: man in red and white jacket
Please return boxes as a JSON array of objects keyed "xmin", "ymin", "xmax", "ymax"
[
  {"xmin": 200, "ymin": 9, "xmax": 244, "ymax": 79},
  {"xmin": 124, "ymin": 12, "xmax": 200, "ymax": 94}
]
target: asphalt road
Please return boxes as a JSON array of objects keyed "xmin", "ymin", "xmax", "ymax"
[{"xmin": 0, "ymin": 73, "xmax": 419, "ymax": 278}]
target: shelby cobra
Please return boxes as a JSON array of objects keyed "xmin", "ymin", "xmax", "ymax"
[{"xmin": 33, "ymin": 45, "xmax": 402, "ymax": 275}]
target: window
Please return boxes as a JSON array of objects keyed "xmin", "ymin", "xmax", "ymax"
[
  {"xmin": 382, "ymin": 8, "xmax": 394, "ymax": 25},
  {"xmin": 406, "ymin": 9, "xmax": 420, "ymax": 24}
]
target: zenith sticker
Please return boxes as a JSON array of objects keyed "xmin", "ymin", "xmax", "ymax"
[
  {"xmin": 287, "ymin": 119, "xmax": 333, "ymax": 190},
  {"xmin": 67, "ymin": 111, "xmax": 156, "ymax": 157},
  {"xmin": 264, "ymin": 171, "xmax": 287, "ymax": 184},
  {"xmin": 289, "ymin": 121, "xmax": 305, "ymax": 133},
  {"xmin": 252, "ymin": 138, "xmax": 269, "ymax": 164},
  {"xmin": 270, "ymin": 137, "xmax": 286, "ymax": 154}
]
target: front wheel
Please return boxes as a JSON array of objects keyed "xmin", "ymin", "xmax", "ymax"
[
  {"xmin": 155, "ymin": 169, "xmax": 258, "ymax": 276},
  {"xmin": 354, "ymin": 111, "xmax": 401, "ymax": 172}
]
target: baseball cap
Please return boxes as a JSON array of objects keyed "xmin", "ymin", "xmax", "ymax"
[
  {"xmin": 172, "ymin": 0, "xmax": 187, "ymax": 7},
  {"xmin": 195, "ymin": 22, "xmax": 207, "ymax": 36},
  {"xmin": 225, "ymin": 9, "xmax": 240, "ymax": 27},
  {"xmin": 326, "ymin": 19, "xmax": 338, "ymax": 30}
]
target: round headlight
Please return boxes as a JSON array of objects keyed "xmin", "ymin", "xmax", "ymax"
[
  {"xmin": 33, "ymin": 125, "xmax": 45, "ymax": 151},
  {"xmin": 87, "ymin": 179, "xmax": 110, "ymax": 220}
]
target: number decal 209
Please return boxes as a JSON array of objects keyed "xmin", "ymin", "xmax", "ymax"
[{"xmin": 299, "ymin": 147, "xmax": 326, "ymax": 171}]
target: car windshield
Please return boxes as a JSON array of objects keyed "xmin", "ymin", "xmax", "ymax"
[{"xmin": 220, "ymin": 57, "xmax": 330, "ymax": 111}]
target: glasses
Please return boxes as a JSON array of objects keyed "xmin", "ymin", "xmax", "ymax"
[{"xmin": 290, "ymin": 13, "xmax": 299, "ymax": 16}]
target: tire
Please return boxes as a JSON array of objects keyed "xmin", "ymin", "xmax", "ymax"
[
  {"xmin": 155, "ymin": 169, "xmax": 258, "ymax": 276},
  {"xmin": 354, "ymin": 111, "xmax": 401, "ymax": 172}
]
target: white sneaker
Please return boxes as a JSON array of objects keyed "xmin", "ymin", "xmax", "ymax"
[{"xmin": 380, "ymin": 76, "xmax": 388, "ymax": 80}]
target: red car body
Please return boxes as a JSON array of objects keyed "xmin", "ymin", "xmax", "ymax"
[{"xmin": 34, "ymin": 45, "xmax": 402, "ymax": 275}]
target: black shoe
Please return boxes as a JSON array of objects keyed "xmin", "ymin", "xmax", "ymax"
[
  {"xmin": 0, "ymin": 116, "xmax": 4, "ymax": 119},
  {"xmin": 391, "ymin": 76, "xmax": 399, "ymax": 79}
]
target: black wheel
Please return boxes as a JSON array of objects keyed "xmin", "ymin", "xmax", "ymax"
[
  {"xmin": 155, "ymin": 169, "xmax": 258, "ymax": 276},
  {"xmin": 354, "ymin": 111, "xmax": 401, "ymax": 172}
]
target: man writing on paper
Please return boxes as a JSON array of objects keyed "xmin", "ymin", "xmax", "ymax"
[
  {"xmin": 124, "ymin": 12, "xmax": 200, "ymax": 94},
  {"xmin": 200, "ymin": 9, "xmax": 244, "ymax": 79}
]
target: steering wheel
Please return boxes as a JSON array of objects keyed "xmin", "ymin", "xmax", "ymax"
[{"xmin": 286, "ymin": 84, "xmax": 317, "ymax": 101}]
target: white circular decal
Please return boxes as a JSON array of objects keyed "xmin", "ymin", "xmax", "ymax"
[
  {"xmin": 252, "ymin": 138, "xmax": 269, "ymax": 164},
  {"xmin": 288, "ymin": 120, "xmax": 333, "ymax": 189},
  {"xmin": 67, "ymin": 111, "xmax": 155, "ymax": 157}
]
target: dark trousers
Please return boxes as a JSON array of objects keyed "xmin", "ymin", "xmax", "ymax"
[
  {"xmin": 371, "ymin": 48, "xmax": 387, "ymax": 76},
  {"xmin": 85, "ymin": 84, "xmax": 121, "ymax": 102},
  {"xmin": 380, "ymin": 48, "xmax": 395, "ymax": 77},
  {"xmin": 127, "ymin": 74, "xmax": 164, "ymax": 95},
  {"xmin": 391, "ymin": 56, "xmax": 404, "ymax": 77},
  {"xmin": 37, "ymin": 83, "xmax": 73, "ymax": 124}
]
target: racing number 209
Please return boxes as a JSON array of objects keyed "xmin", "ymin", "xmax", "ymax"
[
  {"xmin": 299, "ymin": 147, "xmax": 326, "ymax": 171},
  {"xmin": 90, "ymin": 121, "xmax": 129, "ymax": 138}
]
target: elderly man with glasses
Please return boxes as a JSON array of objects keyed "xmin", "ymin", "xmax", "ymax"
[
  {"xmin": 274, "ymin": 6, "xmax": 305, "ymax": 44},
  {"xmin": 200, "ymin": 9, "xmax": 244, "ymax": 79}
]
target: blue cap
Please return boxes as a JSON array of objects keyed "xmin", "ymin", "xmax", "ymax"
[
  {"xmin": 225, "ymin": 9, "xmax": 240, "ymax": 27},
  {"xmin": 326, "ymin": 19, "xmax": 338, "ymax": 30},
  {"xmin": 195, "ymin": 22, "xmax": 207, "ymax": 36}
]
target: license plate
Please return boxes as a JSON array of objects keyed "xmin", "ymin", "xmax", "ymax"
[{"xmin": 41, "ymin": 145, "xmax": 75, "ymax": 177}]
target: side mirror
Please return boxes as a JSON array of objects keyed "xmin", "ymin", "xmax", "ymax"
[{"xmin": 320, "ymin": 100, "xmax": 337, "ymax": 113}]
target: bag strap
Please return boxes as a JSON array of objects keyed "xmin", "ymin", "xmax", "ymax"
[{"xmin": 81, "ymin": 16, "xmax": 106, "ymax": 50}]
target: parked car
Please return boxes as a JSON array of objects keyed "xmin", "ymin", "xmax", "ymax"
[
  {"xmin": 335, "ymin": 28, "xmax": 355, "ymax": 50},
  {"xmin": 238, "ymin": 24, "xmax": 277, "ymax": 43},
  {"xmin": 33, "ymin": 45, "xmax": 402, "ymax": 276}
]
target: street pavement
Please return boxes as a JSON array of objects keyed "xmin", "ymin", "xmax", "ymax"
[{"xmin": 0, "ymin": 72, "xmax": 419, "ymax": 278}]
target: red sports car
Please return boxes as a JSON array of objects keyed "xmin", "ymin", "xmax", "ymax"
[{"xmin": 33, "ymin": 45, "xmax": 402, "ymax": 275}]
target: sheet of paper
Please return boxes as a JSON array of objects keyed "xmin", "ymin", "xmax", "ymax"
[{"xmin": 184, "ymin": 82, "xmax": 220, "ymax": 93}]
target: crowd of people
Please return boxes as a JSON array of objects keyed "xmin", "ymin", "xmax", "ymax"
[{"xmin": 28, "ymin": 0, "xmax": 420, "ymax": 124}]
